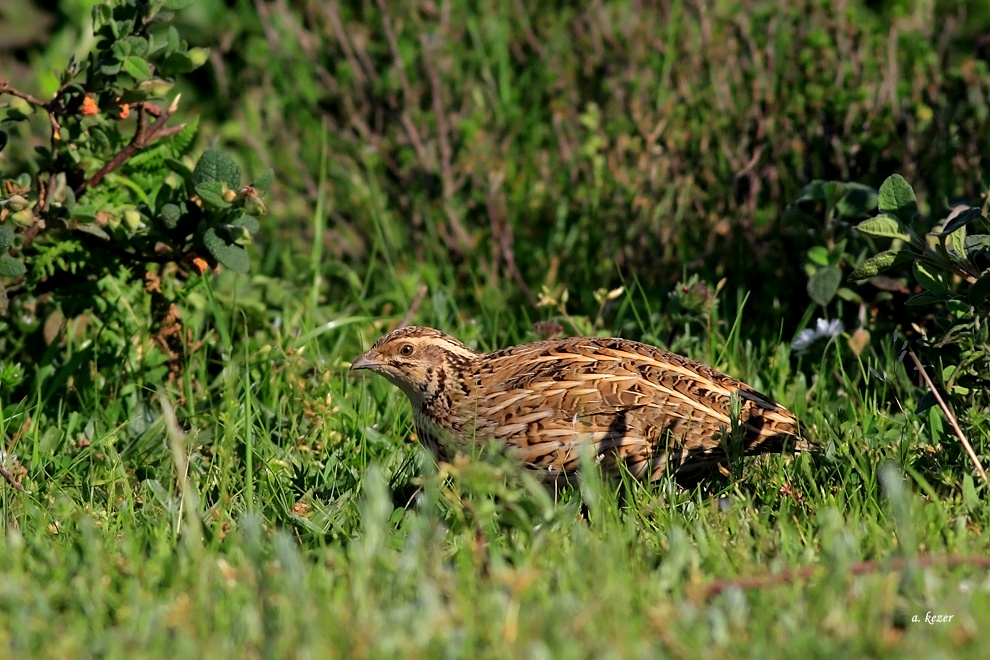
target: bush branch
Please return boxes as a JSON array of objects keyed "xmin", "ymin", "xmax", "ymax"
[
  {"xmin": 906, "ymin": 346, "xmax": 989, "ymax": 486},
  {"xmin": 0, "ymin": 79, "xmax": 48, "ymax": 107},
  {"xmin": 74, "ymin": 96, "xmax": 183, "ymax": 197}
]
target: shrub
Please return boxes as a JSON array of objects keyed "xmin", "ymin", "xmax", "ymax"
[{"xmin": 0, "ymin": 0, "xmax": 272, "ymax": 402}]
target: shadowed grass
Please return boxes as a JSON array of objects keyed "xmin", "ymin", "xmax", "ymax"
[
  {"xmin": 3, "ymin": 262, "xmax": 989, "ymax": 657},
  {"xmin": 2, "ymin": 0, "xmax": 990, "ymax": 656}
]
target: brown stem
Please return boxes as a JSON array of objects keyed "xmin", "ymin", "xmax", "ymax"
[
  {"xmin": 74, "ymin": 97, "xmax": 182, "ymax": 197},
  {"xmin": 0, "ymin": 79, "xmax": 48, "ymax": 106},
  {"xmin": 486, "ymin": 173, "xmax": 539, "ymax": 308},
  {"xmin": 0, "ymin": 463, "xmax": 27, "ymax": 492},
  {"xmin": 905, "ymin": 346, "xmax": 989, "ymax": 485},
  {"xmin": 703, "ymin": 554, "xmax": 990, "ymax": 599},
  {"xmin": 398, "ymin": 284, "xmax": 429, "ymax": 329}
]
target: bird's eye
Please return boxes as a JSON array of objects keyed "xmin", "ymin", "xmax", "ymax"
[{"xmin": 400, "ymin": 343, "xmax": 414, "ymax": 356}]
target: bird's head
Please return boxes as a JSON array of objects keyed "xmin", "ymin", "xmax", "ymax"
[{"xmin": 350, "ymin": 326, "xmax": 479, "ymax": 405}]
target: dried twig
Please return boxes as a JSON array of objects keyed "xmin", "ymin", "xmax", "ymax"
[
  {"xmin": 420, "ymin": 34, "xmax": 458, "ymax": 197},
  {"xmin": 374, "ymin": 0, "xmax": 472, "ymax": 255},
  {"xmin": 0, "ymin": 80, "xmax": 48, "ymax": 106},
  {"xmin": 0, "ymin": 463, "xmax": 27, "ymax": 492},
  {"xmin": 75, "ymin": 97, "xmax": 185, "ymax": 197},
  {"xmin": 905, "ymin": 346, "xmax": 989, "ymax": 486},
  {"xmin": 485, "ymin": 173, "xmax": 539, "ymax": 308},
  {"xmin": 374, "ymin": 0, "xmax": 430, "ymax": 169},
  {"xmin": 703, "ymin": 554, "xmax": 990, "ymax": 599},
  {"xmin": 398, "ymin": 284, "xmax": 429, "ymax": 329},
  {"xmin": 325, "ymin": 2, "xmax": 372, "ymax": 88}
]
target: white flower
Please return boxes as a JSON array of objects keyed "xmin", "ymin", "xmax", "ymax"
[{"xmin": 792, "ymin": 318, "xmax": 844, "ymax": 354}]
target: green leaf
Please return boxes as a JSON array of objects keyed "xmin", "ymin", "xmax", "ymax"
[
  {"xmin": 964, "ymin": 234, "xmax": 990, "ymax": 258},
  {"xmin": 158, "ymin": 51, "xmax": 195, "ymax": 76},
  {"xmin": 153, "ymin": 10, "xmax": 177, "ymax": 25},
  {"xmin": 165, "ymin": 26, "xmax": 181, "ymax": 53},
  {"xmin": 968, "ymin": 270, "xmax": 990, "ymax": 306},
  {"xmin": 849, "ymin": 250, "xmax": 913, "ymax": 280},
  {"xmin": 160, "ymin": 203, "xmax": 182, "ymax": 230},
  {"xmin": 808, "ymin": 265, "xmax": 842, "ymax": 306},
  {"xmin": 204, "ymin": 226, "xmax": 250, "ymax": 273},
  {"xmin": 913, "ymin": 261, "xmax": 951, "ymax": 296},
  {"xmin": 835, "ymin": 287, "xmax": 863, "ymax": 303},
  {"xmin": 63, "ymin": 187, "xmax": 76, "ymax": 213},
  {"xmin": 4, "ymin": 108, "xmax": 30, "ymax": 123},
  {"xmin": 165, "ymin": 157, "xmax": 194, "ymax": 183},
  {"xmin": 906, "ymin": 291, "xmax": 942, "ymax": 306},
  {"xmin": 941, "ymin": 207, "xmax": 983, "ymax": 236},
  {"xmin": 123, "ymin": 55, "xmax": 153, "ymax": 81},
  {"xmin": 124, "ymin": 35, "xmax": 150, "ymax": 57},
  {"xmin": 92, "ymin": 4, "xmax": 113, "ymax": 28},
  {"xmin": 192, "ymin": 149, "xmax": 241, "ymax": 188},
  {"xmin": 807, "ymin": 246, "xmax": 829, "ymax": 267},
  {"xmin": 835, "ymin": 183, "xmax": 877, "ymax": 218},
  {"xmin": 944, "ymin": 224, "xmax": 966, "ymax": 260},
  {"xmin": 225, "ymin": 224, "xmax": 253, "ymax": 246},
  {"xmin": 164, "ymin": 0, "xmax": 195, "ymax": 9},
  {"xmin": 0, "ymin": 254, "xmax": 25, "ymax": 278},
  {"xmin": 251, "ymin": 168, "xmax": 275, "ymax": 194},
  {"xmin": 100, "ymin": 59, "xmax": 122, "ymax": 76},
  {"xmin": 914, "ymin": 390, "xmax": 937, "ymax": 415},
  {"xmin": 0, "ymin": 223, "xmax": 14, "ymax": 250},
  {"xmin": 877, "ymin": 174, "xmax": 918, "ymax": 224},
  {"xmin": 794, "ymin": 180, "xmax": 828, "ymax": 204},
  {"xmin": 72, "ymin": 223, "xmax": 111, "ymax": 241},
  {"xmin": 231, "ymin": 215, "xmax": 260, "ymax": 234},
  {"xmin": 194, "ymin": 181, "xmax": 230, "ymax": 209},
  {"xmin": 855, "ymin": 215, "xmax": 914, "ymax": 242},
  {"xmin": 780, "ymin": 205, "xmax": 813, "ymax": 226},
  {"xmin": 112, "ymin": 40, "xmax": 131, "ymax": 59},
  {"xmin": 962, "ymin": 474, "xmax": 978, "ymax": 511},
  {"xmin": 89, "ymin": 126, "xmax": 112, "ymax": 151},
  {"xmin": 821, "ymin": 181, "xmax": 845, "ymax": 211},
  {"xmin": 169, "ymin": 115, "xmax": 199, "ymax": 157},
  {"xmin": 115, "ymin": 18, "xmax": 135, "ymax": 37}
]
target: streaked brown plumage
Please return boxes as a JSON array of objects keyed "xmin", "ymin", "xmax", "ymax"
[{"xmin": 351, "ymin": 326, "xmax": 814, "ymax": 482}]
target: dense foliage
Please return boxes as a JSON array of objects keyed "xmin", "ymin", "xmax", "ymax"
[{"xmin": 1, "ymin": 0, "xmax": 989, "ymax": 657}]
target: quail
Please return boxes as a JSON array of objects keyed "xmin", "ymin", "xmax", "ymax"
[{"xmin": 351, "ymin": 326, "xmax": 813, "ymax": 482}]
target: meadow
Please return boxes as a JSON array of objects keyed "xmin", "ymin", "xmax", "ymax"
[{"xmin": 1, "ymin": 1, "xmax": 990, "ymax": 657}]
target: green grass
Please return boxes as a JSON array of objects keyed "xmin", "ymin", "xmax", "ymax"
[
  {"xmin": 3, "ymin": 0, "xmax": 990, "ymax": 656},
  {"xmin": 2, "ymin": 259, "xmax": 989, "ymax": 657}
]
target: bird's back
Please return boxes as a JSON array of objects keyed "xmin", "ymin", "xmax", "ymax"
[{"xmin": 455, "ymin": 336, "xmax": 809, "ymax": 481}]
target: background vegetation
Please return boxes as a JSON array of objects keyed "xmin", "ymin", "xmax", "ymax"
[{"xmin": 2, "ymin": 0, "xmax": 990, "ymax": 656}]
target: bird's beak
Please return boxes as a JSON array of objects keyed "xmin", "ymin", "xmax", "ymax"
[{"xmin": 350, "ymin": 352, "xmax": 380, "ymax": 372}]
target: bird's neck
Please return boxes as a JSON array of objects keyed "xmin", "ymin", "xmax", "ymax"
[{"xmin": 417, "ymin": 358, "xmax": 475, "ymax": 422}]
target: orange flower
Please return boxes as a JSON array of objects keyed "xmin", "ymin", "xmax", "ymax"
[
  {"xmin": 118, "ymin": 103, "xmax": 130, "ymax": 119},
  {"xmin": 190, "ymin": 256, "xmax": 209, "ymax": 276},
  {"xmin": 81, "ymin": 96, "xmax": 98, "ymax": 116}
]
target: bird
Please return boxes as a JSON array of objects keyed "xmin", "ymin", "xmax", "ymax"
[{"xmin": 350, "ymin": 326, "xmax": 814, "ymax": 483}]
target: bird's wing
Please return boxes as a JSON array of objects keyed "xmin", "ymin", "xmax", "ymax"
[{"xmin": 476, "ymin": 338, "xmax": 803, "ymax": 477}]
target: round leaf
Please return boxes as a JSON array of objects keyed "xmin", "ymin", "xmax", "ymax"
[
  {"xmin": 877, "ymin": 174, "xmax": 918, "ymax": 224},
  {"xmin": 808, "ymin": 265, "xmax": 842, "ymax": 306},
  {"xmin": 192, "ymin": 149, "xmax": 242, "ymax": 188},
  {"xmin": 203, "ymin": 226, "xmax": 250, "ymax": 273},
  {"xmin": 0, "ymin": 254, "xmax": 26, "ymax": 278}
]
